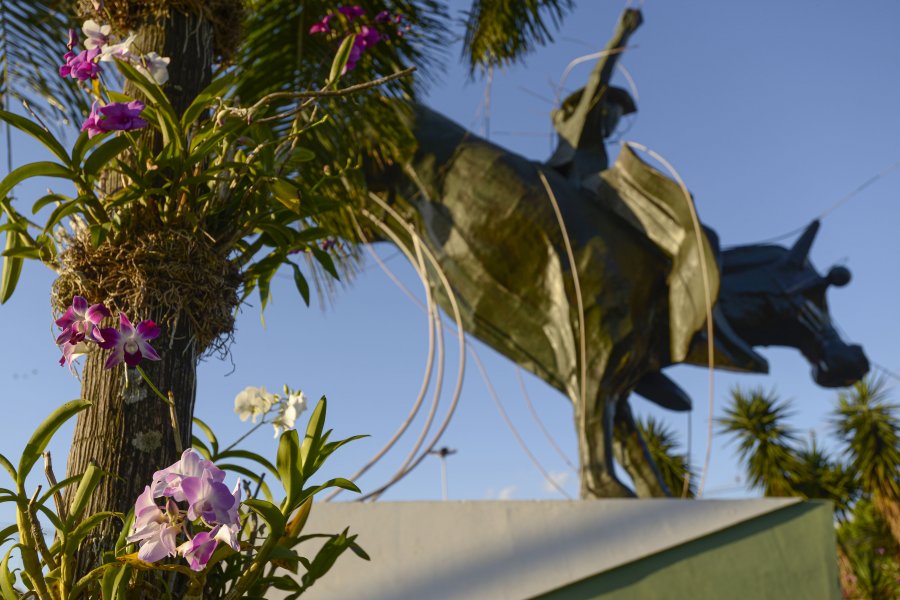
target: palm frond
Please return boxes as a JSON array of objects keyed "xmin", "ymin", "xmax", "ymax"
[
  {"xmin": 462, "ymin": 0, "xmax": 574, "ymax": 73},
  {"xmin": 833, "ymin": 375, "xmax": 900, "ymax": 499},
  {"xmin": 0, "ymin": 0, "xmax": 87, "ymax": 132},
  {"xmin": 718, "ymin": 386, "xmax": 799, "ymax": 496},
  {"xmin": 793, "ymin": 436, "xmax": 858, "ymax": 517},
  {"xmin": 637, "ymin": 416, "xmax": 695, "ymax": 498}
]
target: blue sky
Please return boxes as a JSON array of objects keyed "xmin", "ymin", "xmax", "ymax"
[{"xmin": 2, "ymin": 1, "xmax": 900, "ymax": 508}]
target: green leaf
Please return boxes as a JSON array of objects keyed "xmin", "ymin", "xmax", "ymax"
[
  {"xmin": 0, "ymin": 161, "xmax": 73, "ymax": 202},
  {"xmin": 216, "ymin": 464, "xmax": 274, "ymax": 502},
  {"xmin": 0, "ymin": 525, "xmax": 16, "ymax": 546},
  {"xmin": 270, "ymin": 178, "xmax": 301, "ymax": 213},
  {"xmin": 31, "ymin": 193, "xmax": 70, "ymax": 215},
  {"xmin": 289, "ymin": 262, "xmax": 310, "ymax": 306},
  {"xmin": 181, "ymin": 72, "xmax": 236, "ymax": 129},
  {"xmin": 18, "ymin": 400, "xmax": 91, "ymax": 487},
  {"xmin": 301, "ymin": 528, "xmax": 359, "ymax": 590},
  {"xmin": 100, "ymin": 564, "xmax": 130, "ymax": 600},
  {"xmin": 328, "ymin": 35, "xmax": 356, "ymax": 86},
  {"xmin": 38, "ymin": 474, "xmax": 81, "ymax": 508},
  {"xmin": 312, "ymin": 248, "xmax": 339, "ymax": 280},
  {"xmin": 276, "ymin": 430, "xmax": 301, "ymax": 511},
  {"xmin": 215, "ymin": 449, "xmax": 278, "ymax": 480},
  {"xmin": 81, "ymin": 135, "xmax": 133, "ymax": 179},
  {"xmin": 301, "ymin": 397, "xmax": 327, "ymax": 480},
  {"xmin": 0, "ymin": 246, "xmax": 39, "ymax": 259},
  {"xmin": 114, "ymin": 59, "xmax": 184, "ymax": 152},
  {"xmin": 192, "ymin": 417, "xmax": 219, "ymax": 456},
  {"xmin": 67, "ymin": 461, "xmax": 103, "ymax": 527},
  {"xmin": 66, "ymin": 512, "xmax": 122, "ymax": 553},
  {"xmin": 0, "ymin": 110, "xmax": 71, "ymax": 166},
  {"xmin": 42, "ymin": 200, "xmax": 82, "ymax": 234},
  {"xmin": 191, "ymin": 436, "xmax": 212, "ymax": 460},
  {"xmin": 0, "ymin": 232, "xmax": 23, "ymax": 304},
  {"xmin": 297, "ymin": 477, "xmax": 360, "ymax": 506},
  {"xmin": 243, "ymin": 498, "xmax": 286, "ymax": 540},
  {"xmin": 0, "ymin": 544, "xmax": 19, "ymax": 600}
]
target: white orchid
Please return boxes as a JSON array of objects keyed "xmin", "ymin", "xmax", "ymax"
[
  {"xmin": 82, "ymin": 19, "xmax": 111, "ymax": 49},
  {"xmin": 272, "ymin": 391, "xmax": 307, "ymax": 437},
  {"xmin": 99, "ymin": 33, "xmax": 136, "ymax": 63},
  {"xmin": 132, "ymin": 52, "xmax": 171, "ymax": 85},
  {"xmin": 233, "ymin": 386, "xmax": 277, "ymax": 423}
]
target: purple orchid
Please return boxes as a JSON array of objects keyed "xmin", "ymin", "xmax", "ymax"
[
  {"xmin": 126, "ymin": 487, "xmax": 182, "ymax": 562},
  {"xmin": 182, "ymin": 472, "xmax": 236, "ymax": 524},
  {"xmin": 129, "ymin": 451, "xmax": 242, "ymax": 569},
  {"xmin": 67, "ymin": 28, "xmax": 78, "ymax": 50},
  {"xmin": 55, "ymin": 295, "xmax": 110, "ymax": 347},
  {"xmin": 338, "ymin": 5, "xmax": 366, "ymax": 19},
  {"xmin": 375, "ymin": 10, "xmax": 391, "ymax": 23},
  {"xmin": 97, "ymin": 313, "xmax": 160, "ymax": 368},
  {"xmin": 309, "ymin": 14, "xmax": 333, "ymax": 34},
  {"xmin": 81, "ymin": 100, "xmax": 148, "ymax": 139},
  {"xmin": 59, "ymin": 47, "xmax": 101, "ymax": 80},
  {"xmin": 178, "ymin": 528, "xmax": 220, "ymax": 571},
  {"xmin": 152, "ymin": 448, "xmax": 225, "ymax": 502}
]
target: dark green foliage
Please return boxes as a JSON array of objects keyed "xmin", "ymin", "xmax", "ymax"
[
  {"xmin": 718, "ymin": 386, "xmax": 798, "ymax": 496},
  {"xmin": 0, "ymin": 0, "xmax": 88, "ymax": 130},
  {"xmin": 462, "ymin": 0, "xmax": 574, "ymax": 72},
  {"xmin": 833, "ymin": 376, "xmax": 900, "ymax": 500},
  {"xmin": 723, "ymin": 377, "xmax": 900, "ymax": 598},
  {"xmin": 637, "ymin": 416, "xmax": 695, "ymax": 497}
]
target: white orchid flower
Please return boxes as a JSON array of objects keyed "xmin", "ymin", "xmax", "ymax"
[
  {"xmin": 272, "ymin": 391, "xmax": 307, "ymax": 437},
  {"xmin": 233, "ymin": 386, "xmax": 277, "ymax": 423},
  {"xmin": 82, "ymin": 19, "xmax": 111, "ymax": 49},
  {"xmin": 132, "ymin": 52, "xmax": 171, "ymax": 85}
]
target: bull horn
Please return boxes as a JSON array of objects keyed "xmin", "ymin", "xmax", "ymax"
[{"xmin": 786, "ymin": 220, "xmax": 820, "ymax": 266}]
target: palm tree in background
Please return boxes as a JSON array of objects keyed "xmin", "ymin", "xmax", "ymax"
[
  {"xmin": 0, "ymin": 0, "xmax": 578, "ymax": 580},
  {"xmin": 720, "ymin": 378, "xmax": 900, "ymax": 599}
]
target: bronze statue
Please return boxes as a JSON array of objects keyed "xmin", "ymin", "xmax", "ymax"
[{"xmin": 367, "ymin": 8, "xmax": 869, "ymax": 497}]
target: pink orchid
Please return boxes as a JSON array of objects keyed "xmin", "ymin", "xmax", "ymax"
[
  {"xmin": 55, "ymin": 295, "xmax": 110, "ymax": 347},
  {"xmin": 126, "ymin": 488, "xmax": 182, "ymax": 562},
  {"xmin": 97, "ymin": 313, "xmax": 160, "ymax": 368},
  {"xmin": 338, "ymin": 5, "xmax": 365, "ymax": 19},
  {"xmin": 81, "ymin": 100, "xmax": 148, "ymax": 139},
  {"xmin": 59, "ymin": 47, "xmax": 102, "ymax": 80},
  {"xmin": 177, "ymin": 528, "xmax": 220, "ymax": 571},
  {"xmin": 309, "ymin": 14, "xmax": 333, "ymax": 34}
]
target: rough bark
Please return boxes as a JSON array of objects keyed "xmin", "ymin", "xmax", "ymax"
[
  {"xmin": 65, "ymin": 318, "xmax": 198, "ymax": 575},
  {"xmin": 62, "ymin": 7, "xmax": 216, "ymax": 582}
]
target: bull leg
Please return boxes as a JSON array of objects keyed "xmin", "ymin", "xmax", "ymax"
[
  {"xmin": 612, "ymin": 398, "xmax": 671, "ymax": 497},
  {"xmin": 575, "ymin": 394, "xmax": 634, "ymax": 498}
]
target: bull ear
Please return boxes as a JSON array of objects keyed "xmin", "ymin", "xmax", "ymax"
[{"xmin": 786, "ymin": 220, "xmax": 820, "ymax": 266}]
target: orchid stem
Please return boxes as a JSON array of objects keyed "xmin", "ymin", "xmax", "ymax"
[
  {"xmin": 135, "ymin": 365, "xmax": 183, "ymax": 453},
  {"xmin": 220, "ymin": 420, "xmax": 267, "ymax": 455}
]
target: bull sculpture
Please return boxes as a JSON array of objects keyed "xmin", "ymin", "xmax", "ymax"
[{"xmin": 366, "ymin": 8, "xmax": 869, "ymax": 497}]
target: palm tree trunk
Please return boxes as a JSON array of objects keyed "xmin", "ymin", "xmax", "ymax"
[
  {"xmin": 62, "ymin": 5, "xmax": 216, "ymax": 580},
  {"xmin": 65, "ymin": 318, "xmax": 198, "ymax": 576}
]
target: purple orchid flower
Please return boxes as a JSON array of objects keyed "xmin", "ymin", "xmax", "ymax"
[
  {"xmin": 178, "ymin": 528, "xmax": 220, "ymax": 571},
  {"xmin": 67, "ymin": 28, "xmax": 78, "ymax": 50},
  {"xmin": 81, "ymin": 100, "xmax": 148, "ymax": 139},
  {"xmin": 59, "ymin": 47, "xmax": 101, "ymax": 80},
  {"xmin": 309, "ymin": 14, "xmax": 333, "ymax": 34},
  {"xmin": 338, "ymin": 5, "xmax": 366, "ymax": 19},
  {"xmin": 375, "ymin": 10, "xmax": 391, "ymax": 23},
  {"xmin": 55, "ymin": 295, "xmax": 110, "ymax": 347},
  {"xmin": 182, "ymin": 472, "xmax": 236, "ymax": 524},
  {"xmin": 126, "ymin": 487, "xmax": 182, "ymax": 562},
  {"xmin": 97, "ymin": 313, "xmax": 160, "ymax": 368},
  {"xmin": 152, "ymin": 448, "xmax": 226, "ymax": 502},
  {"xmin": 358, "ymin": 26, "xmax": 383, "ymax": 50}
]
